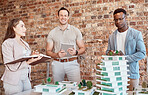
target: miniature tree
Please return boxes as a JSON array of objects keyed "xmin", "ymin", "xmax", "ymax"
[
  {"xmin": 82, "ymin": 79, "xmax": 86, "ymax": 86},
  {"xmin": 55, "ymin": 81, "xmax": 59, "ymax": 85},
  {"xmin": 115, "ymin": 50, "xmax": 118, "ymax": 54},
  {"xmin": 47, "ymin": 77, "xmax": 51, "ymax": 83},
  {"xmin": 109, "ymin": 51, "xmax": 113, "ymax": 56},
  {"xmin": 142, "ymin": 81, "xmax": 147, "ymax": 92},
  {"xmin": 86, "ymin": 81, "xmax": 92, "ymax": 89},
  {"xmin": 78, "ymin": 83, "xmax": 82, "ymax": 89},
  {"xmin": 42, "ymin": 80, "xmax": 46, "ymax": 85}
]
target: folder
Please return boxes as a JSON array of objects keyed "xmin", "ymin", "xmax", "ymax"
[{"xmin": 5, "ymin": 54, "xmax": 51, "ymax": 65}]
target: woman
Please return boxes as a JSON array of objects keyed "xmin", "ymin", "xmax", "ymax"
[{"xmin": 1, "ymin": 18, "xmax": 42, "ymax": 95}]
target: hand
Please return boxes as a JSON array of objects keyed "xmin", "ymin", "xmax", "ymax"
[
  {"xmin": 107, "ymin": 50, "xmax": 124, "ymax": 56},
  {"xmin": 31, "ymin": 50, "xmax": 40, "ymax": 55},
  {"xmin": 27, "ymin": 55, "xmax": 42, "ymax": 65},
  {"xmin": 67, "ymin": 48, "xmax": 76, "ymax": 56},
  {"xmin": 58, "ymin": 50, "xmax": 67, "ymax": 58},
  {"xmin": 107, "ymin": 50, "xmax": 115, "ymax": 56}
]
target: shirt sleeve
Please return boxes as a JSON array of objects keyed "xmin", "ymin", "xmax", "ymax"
[
  {"xmin": 106, "ymin": 36, "xmax": 111, "ymax": 55},
  {"xmin": 47, "ymin": 31, "xmax": 53, "ymax": 43},
  {"xmin": 2, "ymin": 40, "xmax": 14, "ymax": 64},
  {"xmin": 2, "ymin": 40, "xmax": 29, "ymax": 71},
  {"xmin": 75, "ymin": 27, "xmax": 83, "ymax": 40},
  {"xmin": 126, "ymin": 32, "xmax": 146, "ymax": 63}
]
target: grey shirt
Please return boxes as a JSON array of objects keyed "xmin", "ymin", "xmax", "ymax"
[{"xmin": 47, "ymin": 24, "xmax": 83, "ymax": 53}]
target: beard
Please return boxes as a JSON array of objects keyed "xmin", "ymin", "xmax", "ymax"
[{"xmin": 116, "ymin": 23, "xmax": 126, "ymax": 29}]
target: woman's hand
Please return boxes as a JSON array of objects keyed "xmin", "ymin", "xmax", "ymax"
[
  {"xmin": 26, "ymin": 55, "xmax": 42, "ymax": 65},
  {"xmin": 31, "ymin": 50, "xmax": 40, "ymax": 55}
]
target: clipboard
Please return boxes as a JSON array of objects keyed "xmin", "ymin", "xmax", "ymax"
[
  {"xmin": 61, "ymin": 43, "xmax": 74, "ymax": 57},
  {"xmin": 5, "ymin": 54, "xmax": 51, "ymax": 65}
]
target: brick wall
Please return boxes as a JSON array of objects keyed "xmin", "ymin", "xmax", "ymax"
[{"xmin": 0, "ymin": 0, "xmax": 147, "ymax": 93}]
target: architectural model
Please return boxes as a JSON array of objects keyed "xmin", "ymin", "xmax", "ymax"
[
  {"xmin": 34, "ymin": 84, "xmax": 66, "ymax": 95},
  {"xmin": 59, "ymin": 81, "xmax": 77, "ymax": 90},
  {"xmin": 96, "ymin": 55, "xmax": 129, "ymax": 95},
  {"xmin": 73, "ymin": 79, "xmax": 95, "ymax": 95}
]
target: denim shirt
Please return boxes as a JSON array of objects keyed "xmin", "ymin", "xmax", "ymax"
[{"xmin": 106, "ymin": 27, "xmax": 146, "ymax": 79}]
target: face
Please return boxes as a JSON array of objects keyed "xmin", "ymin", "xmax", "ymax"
[
  {"xmin": 58, "ymin": 10, "xmax": 69, "ymax": 25},
  {"xmin": 114, "ymin": 12, "xmax": 127, "ymax": 29},
  {"xmin": 13, "ymin": 20, "xmax": 26, "ymax": 37}
]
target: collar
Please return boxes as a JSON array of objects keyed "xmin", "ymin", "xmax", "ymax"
[{"xmin": 58, "ymin": 24, "xmax": 70, "ymax": 31}]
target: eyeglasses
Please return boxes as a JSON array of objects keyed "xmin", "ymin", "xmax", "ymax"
[{"xmin": 114, "ymin": 16, "xmax": 125, "ymax": 22}]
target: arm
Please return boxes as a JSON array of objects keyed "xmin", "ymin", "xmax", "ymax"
[
  {"xmin": 106, "ymin": 37, "xmax": 111, "ymax": 55},
  {"xmin": 76, "ymin": 39, "xmax": 86, "ymax": 55},
  {"xmin": 126, "ymin": 32, "xmax": 146, "ymax": 63},
  {"xmin": 68, "ymin": 27, "xmax": 85, "ymax": 56},
  {"xmin": 68, "ymin": 40, "xmax": 86, "ymax": 56},
  {"xmin": 46, "ymin": 41, "xmax": 59, "ymax": 58},
  {"xmin": 2, "ymin": 41, "xmax": 14, "ymax": 64},
  {"xmin": 2, "ymin": 40, "xmax": 25, "ymax": 71},
  {"xmin": 46, "ymin": 41, "xmax": 67, "ymax": 58}
]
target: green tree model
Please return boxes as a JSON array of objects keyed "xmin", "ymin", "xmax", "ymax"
[
  {"xmin": 82, "ymin": 79, "xmax": 86, "ymax": 86},
  {"xmin": 78, "ymin": 83, "xmax": 82, "ymax": 89},
  {"xmin": 47, "ymin": 77, "xmax": 51, "ymax": 83},
  {"xmin": 86, "ymin": 81, "xmax": 92, "ymax": 89},
  {"xmin": 42, "ymin": 80, "xmax": 46, "ymax": 85},
  {"xmin": 55, "ymin": 81, "xmax": 59, "ymax": 85},
  {"xmin": 142, "ymin": 81, "xmax": 147, "ymax": 92}
]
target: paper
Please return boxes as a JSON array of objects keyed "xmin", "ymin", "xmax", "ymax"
[
  {"xmin": 61, "ymin": 43, "xmax": 74, "ymax": 57},
  {"xmin": 5, "ymin": 54, "xmax": 51, "ymax": 65}
]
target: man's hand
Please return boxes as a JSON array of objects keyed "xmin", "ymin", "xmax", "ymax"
[
  {"xmin": 107, "ymin": 50, "xmax": 124, "ymax": 56},
  {"xmin": 67, "ymin": 48, "xmax": 76, "ymax": 56},
  {"xmin": 58, "ymin": 50, "xmax": 67, "ymax": 58}
]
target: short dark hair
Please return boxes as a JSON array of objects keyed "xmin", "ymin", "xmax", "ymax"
[
  {"xmin": 113, "ymin": 8, "xmax": 127, "ymax": 15},
  {"xmin": 58, "ymin": 7, "xmax": 70, "ymax": 16}
]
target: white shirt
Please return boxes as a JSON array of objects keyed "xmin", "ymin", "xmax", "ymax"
[{"xmin": 116, "ymin": 29, "xmax": 128, "ymax": 54}]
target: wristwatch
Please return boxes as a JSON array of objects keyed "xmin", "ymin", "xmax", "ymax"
[{"xmin": 75, "ymin": 50, "xmax": 78, "ymax": 55}]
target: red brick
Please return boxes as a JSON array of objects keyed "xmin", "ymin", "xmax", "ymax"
[
  {"xmin": 137, "ymin": 21, "xmax": 143, "ymax": 25},
  {"xmin": 109, "ymin": 0, "xmax": 114, "ymax": 2},
  {"xmin": 131, "ymin": 0, "xmax": 144, "ymax": 3},
  {"xmin": 104, "ymin": 14, "xmax": 109, "ymax": 18},
  {"xmin": 0, "ymin": 1, "xmax": 147, "ymax": 93},
  {"xmin": 97, "ymin": 0, "xmax": 103, "ymax": 3},
  {"xmin": 129, "ymin": 5, "xmax": 135, "ymax": 8},
  {"xmin": 144, "ymin": 12, "xmax": 148, "ymax": 16},
  {"xmin": 103, "ymin": 0, "xmax": 108, "ymax": 3}
]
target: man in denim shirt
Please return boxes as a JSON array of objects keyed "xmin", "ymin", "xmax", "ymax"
[{"xmin": 106, "ymin": 8, "xmax": 146, "ymax": 91}]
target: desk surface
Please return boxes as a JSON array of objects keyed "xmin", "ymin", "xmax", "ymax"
[
  {"xmin": 21, "ymin": 89, "xmax": 147, "ymax": 95},
  {"xmin": 20, "ymin": 89, "xmax": 100, "ymax": 95}
]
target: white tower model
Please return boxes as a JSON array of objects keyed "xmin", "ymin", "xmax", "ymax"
[{"xmin": 96, "ymin": 55, "xmax": 129, "ymax": 95}]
